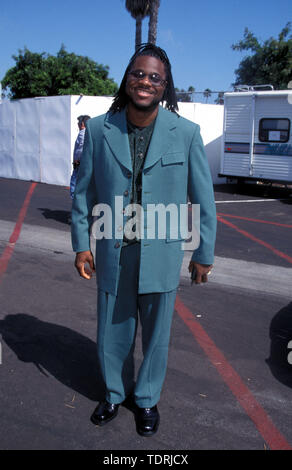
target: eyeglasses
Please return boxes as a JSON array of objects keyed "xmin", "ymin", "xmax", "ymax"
[{"xmin": 128, "ymin": 70, "xmax": 167, "ymax": 87}]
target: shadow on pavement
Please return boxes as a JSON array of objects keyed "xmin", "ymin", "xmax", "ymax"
[
  {"xmin": 266, "ymin": 302, "xmax": 292, "ymax": 387},
  {"xmin": 0, "ymin": 313, "xmax": 105, "ymax": 401},
  {"xmin": 281, "ymin": 198, "xmax": 292, "ymax": 205},
  {"xmin": 38, "ymin": 208, "xmax": 71, "ymax": 225},
  {"xmin": 214, "ymin": 182, "xmax": 292, "ymax": 200}
]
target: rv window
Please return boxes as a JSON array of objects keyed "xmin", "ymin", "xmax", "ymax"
[{"xmin": 259, "ymin": 118, "xmax": 290, "ymax": 143}]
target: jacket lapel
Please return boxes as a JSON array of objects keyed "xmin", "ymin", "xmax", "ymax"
[
  {"xmin": 143, "ymin": 106, "xmax": 178, "ymax": 171},
  {"xmin": 103, "ymin": 106, "xmax": 178, "ymax": 173},
  {"xmin": 103, "ymin": 109, "xmax": 132, "ymax": 172}
]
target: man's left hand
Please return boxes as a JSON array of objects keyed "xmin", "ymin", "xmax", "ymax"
[{"xmin": 188, "ymin": 261, "xmax": 213, "ymax": 284}]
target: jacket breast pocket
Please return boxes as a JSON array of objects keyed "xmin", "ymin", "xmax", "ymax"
[{"xmin": 162, "ymin": 152, "xmax": 185, "ymax": 166}]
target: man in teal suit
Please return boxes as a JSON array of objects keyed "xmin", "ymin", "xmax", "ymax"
[{"xmin": 71, "ymin": 44, "xmax": 216, "ymax": 436}]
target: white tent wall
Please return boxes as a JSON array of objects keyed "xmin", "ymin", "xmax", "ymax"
[
  {"xmin": 16, "ymin": 98, "xmax": 41, "ymax": 182},
  {"xmin": 0, "ymin": 100, "xmax": 16, "ymax": 179},
  {"xmin": 178, "ymin": 102, "xmax": 224, "ymax": 184},
  {"xmin": 0, "ymin": 95, "xmax": 71, "ymax": 186},
  {"xmin": 39, "ymin": 96, "xmax": 71, "ymax": 186},
  {"xmin": 0, "ymin": 95, "xmax": 224, "ymax": 186}
]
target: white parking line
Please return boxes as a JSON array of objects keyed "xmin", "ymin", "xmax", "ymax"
[
  {"xmin": 181, "ymin": 252, "xmax": 292, "ymax": 298},
  {"xmin": 188, "ymin": 198, "xmax": 290, "ymax": 204},
  {"xmin": 215, "ymin": 199, "xmax": 290, "ymax": 204}
]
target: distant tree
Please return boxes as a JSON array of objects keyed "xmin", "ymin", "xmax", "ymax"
[
  {"xmin": 125, "ymin": 0, "xmax": 150, "ymax": 51},
  {"xmin": 2, "ymin": 45, "xmax": 118, "ymax": 99},
  {"xmin": 148, "ymin": 0, "xmax": 160, "ymax": 45},
  {"xmin": 203, "ymin": 88, "xmax": 212, "ymax": 103},
  {"xmin": 2, "ymin": 49, "xmax": 49, "ymax": 99},
  {"xmin": 175, "ymin": 86, "xmax": 195, "ymax": 102},
  {"xmin": 232, "ymin": 22, "xmax": 292, "ymax": 89},
  {"xmin": 215, "ymin": 91, "xmax": 224, "ymax": 105},
  {"xmin": 188, "ymin": 86, "xmax": 195, "ymax": 101}
]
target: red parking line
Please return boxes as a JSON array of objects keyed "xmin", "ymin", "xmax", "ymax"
[
  {"xmin": 175, "ymin": 295, "xmax": 292, "ymax": 450},
  {"xmin": 217, "ymin": 213, "xmax": 292, "ymax": 228},
  {"xmin": 0, "ymin": 182, "xmax": 37, "ymax": 283},
  {"xmin": 217, "ymin": 215, "xmax": 292, "ymax": 264}
]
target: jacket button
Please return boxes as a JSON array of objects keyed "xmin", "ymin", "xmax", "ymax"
[
  {"xmin": 114, "ymin": 242, "xmax": 120, "ymax": 248},
  {"xmin": 124, "ymin": 190, "xmax": 129, "ymax": 196},
  {"xmin": 127, "ymin": 173, "xmax": 131, "ymax": 178}
]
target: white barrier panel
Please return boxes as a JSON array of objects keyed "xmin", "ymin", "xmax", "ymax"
[
  {"xmin": 15, "ymin": 98, "xmax": 40, "ymax": 182},
  {"xmin": 0, "ymin": 96, "xmax": 224, "ymax": 186},
  {"xmin": 0, "ymin": 100, "xmax": 16, "ymax": 179},
  {"xmin": 178, "ymin": 102, "xmax": 224, "ymax": 184},
  {"xmin": 39, "ymin": 96, "xmax": 71, "ymax": 186},
  {"xmin": 0, "ymin": 96, "xmax": 71, "ymax": 186}
]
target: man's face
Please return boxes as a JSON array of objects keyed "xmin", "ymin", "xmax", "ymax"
[{"xmin": 125, "ymin": 55, "xmax": 167, "ymax": 112}]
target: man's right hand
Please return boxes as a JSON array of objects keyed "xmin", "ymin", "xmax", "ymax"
[{"xmin": 74, "ymin": 250, "xmax": 95, "ymax": 280}]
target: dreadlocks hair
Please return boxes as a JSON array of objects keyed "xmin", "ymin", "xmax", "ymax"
[{"xmin": 109, "ymin": 43, "xmax": 178, "ymax": 114}]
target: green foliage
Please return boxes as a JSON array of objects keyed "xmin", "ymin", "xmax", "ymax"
[
  {"xmin": 125, "ymin": 0, "xmax": 149, "ymax": 19},
  {"xmin": 2, "ymin": 45, "xmax": 118, "ymax": 99},
  {"xmin": 232, "ymin": 23, "xmax": 292, "ymax": 89}
]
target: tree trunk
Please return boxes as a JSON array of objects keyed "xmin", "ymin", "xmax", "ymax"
[
  {"xmin": 135, "ymin": 15, "xmax": 142, "ymax": 50},
  {"xmin": 148, "ymin": 0, "xmax": 160, "ymax": 44}
]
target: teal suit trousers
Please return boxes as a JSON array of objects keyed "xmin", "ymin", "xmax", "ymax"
[{"xmin": 97, "ymin": 243, "xmax": 177, "ymax": 408}]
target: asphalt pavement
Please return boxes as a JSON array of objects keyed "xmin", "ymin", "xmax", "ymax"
[{"xmin": 0, "ymin": 177, "xmax": 292, "ymax": 451}]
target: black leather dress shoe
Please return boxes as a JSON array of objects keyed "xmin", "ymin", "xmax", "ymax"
[
  {"xmin": 90, "ymin": 400, "xmax": 119, "ymax": 426},
  {"xmin": 135, "ymin": 405, "xmax": 160, "ymax": 436}
]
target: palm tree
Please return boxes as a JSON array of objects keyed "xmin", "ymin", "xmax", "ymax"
[
  {"xmin": 126, "ymin": 0, "xmax": 150, "ymax": 50},
  {"xmin": 203, "ymin": 88, "xmax": 212, "ymax": 103},
  {"xmin": 148, "ymin": 0, "xmax": 160, "ymax": 44},
  {"xmin": 188, "ymin": 86, "xmax": 195, "ymax": 102},
  {"xmin": 215, "ymin": 91, "xmax": 224, "ymax": 105}
]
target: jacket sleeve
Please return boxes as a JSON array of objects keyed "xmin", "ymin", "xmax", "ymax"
[
  {"xmin": 71, "ymin": 122, "xmax": 98, "ymax": 253},
  {"xmin": 187, "ymin": 125, "xmax": 217, "ymax": 265}
]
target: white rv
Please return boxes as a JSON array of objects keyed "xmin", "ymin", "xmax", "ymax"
[{"xmin": 219, "ymin": 87, "xmax": 292, "ymax": 184}]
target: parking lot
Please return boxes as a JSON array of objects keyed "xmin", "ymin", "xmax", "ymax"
[{"xmin": 0, "ymin": 177, "xmax": 291, "ymax": 451}]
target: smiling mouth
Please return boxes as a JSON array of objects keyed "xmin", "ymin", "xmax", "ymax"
[{"xmin": 135, "ymin": 88, "xmax": 154, "ymax": 97}]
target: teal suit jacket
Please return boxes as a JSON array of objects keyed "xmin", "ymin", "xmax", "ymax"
[{"xmin": 71, "ymin": 105, "xmax": 217, "ymax": 295}]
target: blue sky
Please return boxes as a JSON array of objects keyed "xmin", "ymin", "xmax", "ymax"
[{"xmin": 1, "ymin": 0, "xmax": 291, "ymax": 102}]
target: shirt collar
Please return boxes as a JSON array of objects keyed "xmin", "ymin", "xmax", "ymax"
[{"xmin": 127, "ymin": 116, "xmax": 157, "ymax": 133}]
